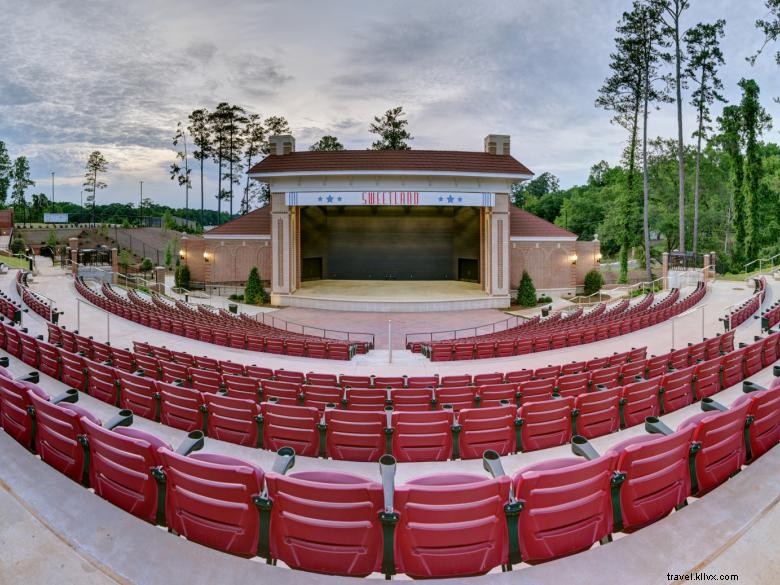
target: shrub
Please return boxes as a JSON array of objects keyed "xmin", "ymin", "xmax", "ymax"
[
  {"xmin": 584, "ymin": 269, "xmax": 605, "ymax": 296},
  {"xmin": 537, "ymin": 295, "xmax": 553, "ymax": 304},
  {"xmin": 9, "ymin": 236, "xmax": 26, "ymax": 255},
  {"xmin": 118, "ymin": 249, "xmax": 132, "ymax": 273},
  {"xmin": 164, "ymin": 242, "xmax": 173, "ymax": 269},
  {"xmin": 174, "ymin": 263, "xmax": 191, "ymax": 289},
  {"xmin": 516, "ymin": 270, "xmax": 537, "ymax": 307},
  {"xmin": 46, "ymin": 230, "xmax": 58, "ymax": 247},
  {"xmin": 140, "ymin": 257, "xmax": 154, "ymax": 275},
  {"xmin": 244, "ymin": 267, "xmax": 262, "ymax": 304}
]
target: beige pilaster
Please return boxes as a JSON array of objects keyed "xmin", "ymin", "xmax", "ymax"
[
  {"xmin": 270, "ymin": 192, "xmax": 295, "ymax": 303},
  {"xmin": 490, "ymin": 193, "xmax": 510, "ymax": 296},
  {"xmin": 662, "ymin": 252, "xmax": 669, "ymax": 290}
]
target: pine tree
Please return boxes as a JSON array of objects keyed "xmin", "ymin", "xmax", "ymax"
[
  {"xmin": 369, "ymin": 107, "xmax": 413, "ymax": 150},
  {"xmin": 516, "ymin": 270, "xmax": 537, "ymax": 307},
  {"xmin": 241, "ymin": 113, "xmax": 266, "ymax": 215},
  {"xmin": 715, "ymin": 105, "xmax": 744, "ymax": 258},
  {"xmin": 0, "ymin": 140, "xmax": 12, "ymax": 206},
  {"xmin": 83, "ymin": 151, "xmax": 108, "ymax": 224},
  {"xmin": 188, "ymin": 108, "xmax": 212, "ymax": 227},
  {"xmin": 209, "ymin": 103, "xmax": 230, "ymax": 222},
  {"xmin": 170, "ymin": 122, "xmax": 192, "ymax": 211},
  {"xmin": 684, "ymin": 20, "xmax": 726, "ymax": 254},
  {"xmin": 11, "ymin": 156, "xmax": 34, "ymax": 223},
  {"xmin": 244, "ymin": 266, "xmax": 262, "ymax": 304},
  {"xmin": 309, "ymin": 135, "xmax": 344, "ymax": 151}
]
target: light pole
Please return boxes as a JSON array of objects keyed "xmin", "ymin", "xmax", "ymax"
[
  {"xmin": 51, "ymin": 171, "xmax": 55, "ymax": 207},
  {"xmin": 139, "ymin": 181, "xmax": 143, "ymax": 226}
]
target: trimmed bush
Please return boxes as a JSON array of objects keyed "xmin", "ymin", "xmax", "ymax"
[
  {"xmin": 244, "ymin": 267, "xmax": 262, "ymax": 304},
  {"xmin": 9, "ymin": 236, "xmax": 26, "ymax": 255},
  {"xmin": 584, "ymin": 269, "xmax": 605, "ymax": 296},
  {"xmin": 516, "ymin": 270, "xmax": 537, "ymax": 307},
  {"xmin": 174, "ymin": 263, "xmax": 191, "ymax": 289}
]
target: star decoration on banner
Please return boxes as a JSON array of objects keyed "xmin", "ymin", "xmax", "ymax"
[
  {"xmin": 337, "ymin": 196, "xmax": 342, "ymax": 202},
  {"xmin": 438, "ymin": 196, "xmax": 444, "ymax": 202},
  {"xmin": 326, "ymin": 195, "xmax": 334, "ymax": 203},
  {"xmin": 446, "ymin": 195, "xmax": 454, "ymax": 203},
  {"xmin": 317, "ymin": 196, "xmax": 323, "ymax": 202},
  {"xmin": 458, "ymin": 197, "xmax": 463, "ymax": 202}
]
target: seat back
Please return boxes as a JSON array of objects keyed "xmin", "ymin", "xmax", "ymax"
[
  {"xmin": 589, "ymin": 365, "xmax": 621, "ymax": 389},
  {"xmin": 517, "ymin": 397, "xmax": 574, "ymax": 451},
  {"xmin": 83, "ymin": 418, "xmax": 169, "ymax": 523},
  {"xmin": 395, "ymin": 474, "xmax": 510, "ymax": 578},
  {"xmin": 392, "ymin": 410, "xmax": 454, "ymax": 462},
  {"xmin": 620, "ymin": 378, "xmax": 661, "ymax": 428},
  {"xmin": 158, "ymin": 382, "xmax": 204, "ymax": 432},
  {"xmin": 478, "ymin": 383, "xmax": 518, "ymax": 406},
  {"xmin": 458, "ymin": 405, "xmax": 516, "ymax": 459},
  {"xmin": 159, "ymin": 450, "xmax": 264, "ymax": 556},
  {"xmin": 693, "ymin": 360, "xmax": 721, "ymax": 400},
  {"xmin": 325, "ymin": 410, "xmax": 386, "ymax": 461},
  {"xmin": 204, "ymin": 393, "xmax": 261, "ymax": 447},
  {"xmin": 222, "ymin": 374, "xmax": 260, "ymax": 401},
  {"xmin": 59, "ymin": 349, "xmax": 87, "ymax": 391},
  {"xmin": 660, "ymin": 366, "xmax": 694, "ymax": 414},
  {"xmin": 513, "ymin": 455, "xmax": 617, "ymax": 563},
  {"xmin": 117, "ymin": 371, "xmax": 159, "ymax": 420},
  {"xmin": 260, "ymin": 402, "xmax": 319, "ymax": 456},
  {"xmin": 29, "ymin": 392, "xmax": 97, "ymax": 483},
  {"xmin": 344, "ymin": 387, "xmax": 387, "ymax": 410},
  {"xmin": 608, "ymin": 430, "xmax": 693, "ymax": 530},
  {"xmin": 719, "ymin": 348, "xmax": 746, "ymax": 389},
  {"xmin": 556, "ymin": 372, "xmax": 589, "ymax": 398},
  {"xmin": 440, "ymin": 374, "xmax": 472, "ymax": 387},
  {"xmin": 736, "ymin": 387, "xmax": 780, "ymax": 461},
  {"xmin": 434, "ymin": 386, "xmax": 477, "ymax": 411},
  {"xmin": 86, "ymin": 360, "xmax": 119, "ymax": 406},
  {"xmin": 301, "ymin": 384, "xmax": 343, "ymax": 411},
  {"xmin": 517, "ymin": 378, "xmax": 555, "ymax": 403},
  {"xmin": 573, "ymin": 387, "xmax": 621, "ymax": 439},
  {"xmin": 0, "ymin": 376, "xmax": 45, "ymax": 448},
  {"xmin": 390, "ymin": 388, "xmax": 434, "ymax": 411},
  {"xmin": 266, "ymin": 470, "xmax": 383, "ymax": 576},
  {"xmin": 190, "ymin": 368, "xmax": 222, "ymax": 393}
]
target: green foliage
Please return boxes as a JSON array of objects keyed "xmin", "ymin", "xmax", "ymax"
[
  {"xmin": 9, "ymin": 235, "xmax": 26, "ymax": 255},
  {"xmin": 511, "ymin": 172, "xmax": 560, "ymax": 212},
  {"xmin": 83, "ymin": 151, "xmax": 108, "ymax": 210},
  {"xmin": 0, "ymin": 140, "xmax": 11, "ymax": 206},
  {"xmin": 174, "ymin": 263, "xmax": 191, "ymax": 289},
  {"xmin": 162, "ymin": 210, "xmax": 176, "ymax": 230},
  {"xmin": 118, "ymin": 249, "xmax": 132, "ymax": 273},
  {"xmin": 370, "ymin": 106, "xmax": 412, "ymax": 150},
  {"xmin": 516, "ymin": 270, "xmax": 537, "ymax": 307},
  {"xmin": 11, "ymin": 156, "xmax": 34, "ymax": 211},
  {"xmin": 309, "ymin": 135, "xmax": 344, "ymax": 151},
  {"xmin": 121, "ymin": 218, "xmax": 131, "ymax": 228},
  {"xmin": 140, "ymin": 257, "xmax": 154, "ymax": 274},
  {"xmin": 46, "ymin": 230, "xmax": 58, "ymax": 247},
  {"xmin": 537, "ymin": 295, "xmax": 553, "ymax": 304},
  {"xmin": 244, "ymin": 266, "xmax": 262, "ymax": 304},
  {"xmin": 164, "ymin": 242, "xmax": 173, "ymax": 269},
  {"xmin": 583, "ymin": 269, "xmax": 605, "ymax": 296}
]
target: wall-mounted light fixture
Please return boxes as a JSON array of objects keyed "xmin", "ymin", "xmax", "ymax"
[
  {"xmin": 203, "ymin": 251, "xmax": 210, "ymax": 263},
  {"xmin": 595, "ymin": 252, "xmax": 602, "ymax": 263},
  {"xmin": 571, "ymin": 254, "xmax": 578, "ymax": 266},
  {"xmin": 179, "ymin": 248, "xmax": 185, "ymax": 259}
]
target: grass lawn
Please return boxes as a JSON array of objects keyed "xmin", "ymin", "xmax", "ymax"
[{"xmin": 0, "ymin": 254, "xmax": 31, "ymax": 269}]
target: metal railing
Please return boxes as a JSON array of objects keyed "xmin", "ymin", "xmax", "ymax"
[
  {"xmin": 743, "ymin": 253, "xmax": 780, "ymax": 276},
  {"xmin": 254, "ymin": 312, "xmax": 375, "ymax": 347},
  {"xmin": 405, "ymin": 314, "xmax": 529, "ymax": 347}
]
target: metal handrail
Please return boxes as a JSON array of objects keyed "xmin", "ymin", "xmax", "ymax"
[
  {"xmin": 743, "ymin": 253, "xmax": 780, "ymax": 275},
  {"xmin": 254, "ymin": 312, "xmax": 375, "ymax": 346},
  {"xmin": 405, "ymin": 314, "xmax": 529, "ymax": 347}
]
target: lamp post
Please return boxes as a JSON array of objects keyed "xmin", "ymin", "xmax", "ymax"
[
  {"xmin": 139, "ymin": 181, "xmax": 143, "ymax": 226},
  {"xmin": 51, "ymin": 171, "xmax": 54, "ymax": 206}
]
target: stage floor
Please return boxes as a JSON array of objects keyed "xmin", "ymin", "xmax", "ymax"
[{"xmin": 277, "ymin": 280, "xmax": 510, "ymax": 312}]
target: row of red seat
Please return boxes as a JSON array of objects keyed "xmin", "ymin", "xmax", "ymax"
[
  {"xmin": 30, "ymin": 315, "xmax": 777, "ymax": 462},
  {"xmin": 2, "ymin": 355, "xmax": 777, "ymax": 578},
  {"xmin": 762, "ymin": 300, "xmax": 780, "ymax": 332},
  {"xmin": 0, "ymin": 291, "xmax": 22, "ymax": 323},
  {"xmin": 724, "ymin": 276, "xmax": 765, "ymax": 330},
  {"xmin": 17, "ymin": 271, "xmax": 55, "ymax": 322},
  {"xmin": 74, "ymin": 277, "xmax": 365, "ymax": 359},
  {"xmin": 423, "ymin": 284, "xmax": 706, "ymax": 361}
]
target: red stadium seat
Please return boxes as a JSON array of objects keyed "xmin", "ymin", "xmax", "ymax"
[
  {"xmin": 505, "ymin": 369, "xmax": 533, "ymax": 384},
  {"xmin": 620, "ymin": 378, "xmax": 661, "ymax": 428},
  {"xmin": 324, "ymin": 409, "xmax": 387, "ymax": 461},
  {"xmin": 517, "ymin": 397, "xmax": 574, "ymax": 451},
  {"xmin": 223, "ymin": 374, "xmax": 261, "ymax": 401},
  {"xmin": 660, "ymin": 366, "xmax": 694, "ymax": 414},
  {"xmin": 512, "ymin": 455, "xmax": 617, "ymax": 563},
  {"xmin": 472, "ymin": 372, "xmax": 504, "ymax": 386},
  {"xmin": 83, "ymin": 419, "xmax": 171, "ymax": 523},
  {"xmin": 406, "ymin": 375, "xmax": 439, "ymax": 389},
  {"xmin": 374, "ymin": 376, "xmax": 406, "ymax": 388},
  {"xmin": 307, "ymin": 372, "xmax": 338, "ymax": 386},
  {"xmin": 440, "ymin": 374, "xmax": 472, "ymax": 387},
  {"xmin": 574, "ymin": 387, "xmax": 621, "ymax": 439},
  {"xmin": 390, "ymin": 388, "xmax": 434, "ymax": 411},
  {"xmin": 392, "ymin": 410, "xmax": 454, "ymax": 462},
  {"xmin": 395, "ymin": 473, "xmax": 510, "ymax": 578},
  {"xmin": 158, "ymin": 382, "xmax": 204, "ymax": 432},
  {"xmin": 589, "ymin": 365, "xmax": 621, "ymax": 389},
  {"xmin": 275, "ymin": 370, "xmax": 306, "ymax": 384},
  {"xmin": 677, "ymin": 401, "xmax": 751, "ymax": 495},
  {"xmin": 344, "ymin": 387, "xmax": 387, "ymax": 410},
  {"xmin": 260, "ymin": 402, "xmax": 319, "ymax": 456},
  {"xmin": 478, "ymin": 383, "xmax": 518, "ymax": 406},
  {"xmin": 555, "ymin": 372, "xmax": 589, "ymax": 398},
  {"xmin": 606, "ymin": 429, "xmax": 693, "ymax": 531},
  {"xmin": 517, "ymin": 378, "xmax": 555, "ymax": 403},
  {"xmin": 59, "ymin": 349, "xmax": 88, "ymax": 391},
  {"xmin": 693, "ymin": 360, "xmax": 721, "ymax": 400},
  {"xmin": 265, "ymin": 470, "xmax": 384, "ymax": 576},
  {"xmin": 220, "ymin": 361, "xmax": 246, "ymax": 376},
  {"xmin": 261, "ymin": 380, "xmax": 302, "ymax": 405},
  {"xmin": 0, "ymin": 376, "xmax": 49, "ymax": 449},
  {"xmin": 160, "ymin": 361, "xmax": 190, "ymax": 385},
  {"xmin": 117, "ymin": 371, "xmax": 159, "ymax": 420},
  {"xmin": 731, "ymin": 386, "xmax": 780, "ymax": 461},
  {"xmin": 158, "ymin": 451, "xmax": 265, "ymax": 556},
  {"xmin": 719, "ymin": 349, "xmax": 746, "ymax": 389},
  {"xmin": 86, "ymin": 360, "xmax": 120, "ymax": 405},
  {"xmin": 458, "ymin": 405, "xmax": 516, "ymax": 459},
  {"xmin": 743, "ymin": 342, "xmax": 763, "ymax": 377},
  {"xmin": 339, "ymin": 374, "xmax": 372, "ymax": 388},
  {"xmin": 534, "ymin": 365, "xmax": 561, "ymax": 380},
  {"xmin": 301, "ymin": 384, "xmax": 343, "ymax": 411},
  {"xmin": 435, "ymin": 386, "xmax": 478, "ymax": 411},
  {"xmin": 204, "ymin": 393, "xmax": 262, "ymax": 447}
]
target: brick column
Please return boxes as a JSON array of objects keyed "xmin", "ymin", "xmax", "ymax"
[
  {"xmin": 111, "ymin": 248, "xmax": 119, "ymax": 284},
  {"xmin": 662, "ymin": 252, "xmax": 669, "ymax": 290},
  {"xmin": 68, "ymin": 237, "xmax": 78, "ymax": 276},
  {"xmin": 154, "ymin": 266, "xmax": 166, "ymax": 294},
  {"xmin": 702, "ymin": 253, "xmax": 711, "ymax": 285}
]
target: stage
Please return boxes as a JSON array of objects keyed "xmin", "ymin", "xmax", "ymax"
[{"xmin": 276, "ymin": 280, "xmax": 511, "ymax": 312}]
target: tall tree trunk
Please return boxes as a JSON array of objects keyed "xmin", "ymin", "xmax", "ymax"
[
  {"xmin": 674, "ymin": 15, "xmax": 686, "ymax": 253},
  {"xmin": 184, "ymin": 134, "xmax": 189, "ymax": 212},
  {"xmin": 620, "ymin": 101, "xmax": 640, "ymax": 285},
  {"xmin": 642, "ymin": 81, "xmax": 652, "ymax": 283},
  {"xmin": 217, "ymin": 151, "xmax": 222, "ymax": 224},
  {"xmin": 692, "ymin": 83, "xmax": 705, "ymax": 256},
  {"xmin": 200, "ymin": 158, "xmax": 204, "ymax": 227}
]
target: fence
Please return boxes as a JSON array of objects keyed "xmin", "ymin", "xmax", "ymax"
[
  {"xmin": 111, "ymin": 228, "xmax": 179, "ymax": 268},
  {"xmin": 254, "ymin": 312, "xmax": 375, "ymax": 347}
]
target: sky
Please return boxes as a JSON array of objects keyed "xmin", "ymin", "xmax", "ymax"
[{"xmin": 0, "ymin": 0, "xmax": 778, "ymax": 211}]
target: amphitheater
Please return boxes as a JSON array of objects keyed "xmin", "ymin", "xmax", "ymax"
[{"xmin": 1, "ymin": 257, "xmax": 778, "ymax": 584}]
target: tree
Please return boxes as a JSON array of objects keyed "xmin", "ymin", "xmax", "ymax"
[
  {"xmin": 255, "ymin": 115, "xmax": 291, "ymax": 206},
  {"xmin": 30, "ymin": 192, "xmax": 49, "ymax": 222},
  {"xmin": 684, "ymin": 20, "xmax": 726, "ymax": 254},
  {"xmin": 11, "ymin": 156, "xmax": 34, "ymax": 223},
  {"xmin": 516, "ymin": 270, "xmax": 537, "ymax": 307},
  {"xmin": 118, "ymin": 249, "xmax": 132, "ymax": 274},
  {"xmin": 631, "ymin": 0, "xmax": 672, "ymax": 281},
  {"xmin": 244, "ymin": 266, "xmax": 262, "ymax": 304},
  {"xmin": 511, "ymin": 172, "xmax": 560, "ymax": 209},
  {"xmin": 750, "ymin": 0, "xmax": 780, "ymax": 97},
  {"xmin": 369, "ymin": 106, "xmax": 412, "ymax": 150},
  {"xmin": 10, "ymin": 235, "xmax": 25, "ymax": 255},
  {"xmin": 174, "ymin": 263, "xmax": 191, "ymax": 289},
  {"xmin": 738, "ymin": 79, "xmax": 772, "ymax": 260},
  {"xmin": 310, "ymin": 135, "xmax": 344, "ymax": 151},
  {"xmin": 0, "ymin": 140, "xmax": 11, "ymax": 206},
  {"xmin": 715, "ymin": 106, "xmax": 744, "ymax": 256},
  {"xmin": 584, "ymin": 269, "xmax": 605, "ymax": 295},
  {"xmin": 83, "ymin": 151, "xmax": 108, "ymax": 224},
  {"xmin": 170, "ymin": 122, "xmax": 192, "ymax": 211},
  {"xmin": 209, "ymin": 103, "xmax": 230, "ymax": 222},
  {"xmin": 164, "ymin": 241, "xmax": 173, "ymax": 269},
  {"xmin": 654, "ymin": 0, "xmax": 691, "ymax": 252},
  {"xmin": 223, "ymin": 104, "xmax": 247, "ymax": 217},
  {"xmin": 188, "ymin": 108, "xmax": 212, "ymax": 227},
  {"xmin": 140, "ymin": 257, "xmax": 154, "ymax": 278},
  {"xmin": 241, "ymin": 113, "xmax": 266, "ymax": 215},
  {"xmin": 596, "ymin": 8, "xmax": 645, "ymax": 283}
]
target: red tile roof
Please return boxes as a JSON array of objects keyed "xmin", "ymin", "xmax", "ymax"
[
  {"xmin": 204, "ymin": 205, "xmax": 271, "ymax": 237},
  {"xmin": 249, "ymin": 150, "xmax": 533, "ymax": 177},
  {"xmin": 508, "ymin": 206, "xmax": 577, "ymax": 239}
]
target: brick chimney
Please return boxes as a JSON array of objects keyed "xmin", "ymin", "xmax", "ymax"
[
  {"xmin": 484, "ymin": 134, "xmax": 510, "ymax": 156},
  {"xmin": 269, "ymin": 135, "xmax": 295, "ymax": 155}
]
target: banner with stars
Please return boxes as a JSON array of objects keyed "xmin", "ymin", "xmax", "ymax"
[{"xmin": 285, "ymin": 191, "xmax": 495, "ymax": 207}]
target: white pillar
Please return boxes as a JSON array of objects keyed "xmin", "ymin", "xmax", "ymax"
[
  {"xmin": 489, "ymin": 193, "xmax": 510, "ymax": 297},
  {"xmin": 270, "ymin": 192, "xmax": 293, "ymax": 303}
]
